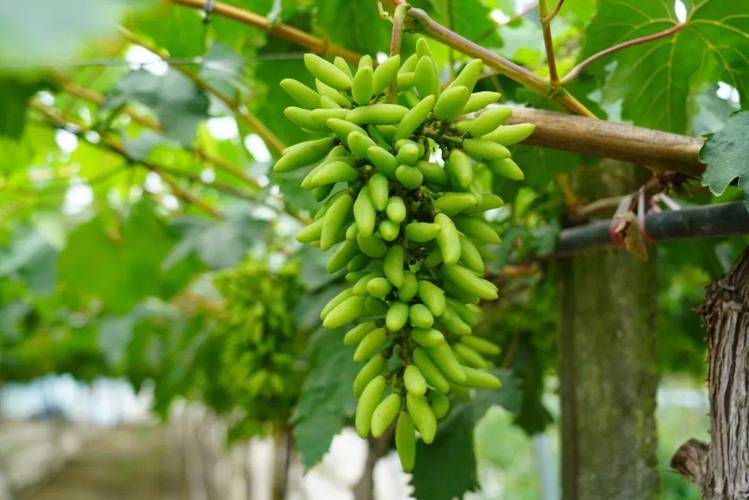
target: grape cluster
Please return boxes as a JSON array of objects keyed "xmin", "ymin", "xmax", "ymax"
[
  {"xmin": 213, "ymin": 259, "xmax": 305, "ymax": 434},
  {"xmin": 274, "ymin": 38, "xmax": 532, "ymax": 471}
]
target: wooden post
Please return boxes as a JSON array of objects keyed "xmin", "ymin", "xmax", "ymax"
[
  {"xmin": 558, "ymin": 161, "xmax": 659, "ymax": 499},
  {"xmin": 672, "ymin": 248, "xmax": 749, "ymax": 499}
]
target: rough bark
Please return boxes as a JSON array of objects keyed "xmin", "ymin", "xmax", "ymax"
[
  {"xmin": 558, "ymin": 161, "xmax": 659, "ymax": 500},
  {"xmin": 672, "ymin": 248, "xmax": 749, "ymax": 499}
]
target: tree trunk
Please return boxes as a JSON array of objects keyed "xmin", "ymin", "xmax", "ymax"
[
  {"xmin": 672, "ymin": 248, "xmax": 749, "ymax": 499},
  {"xmin": 352, "ymin": 434, "xmax": 391, "ymax": 500},
  {"xmin": 271, "ymin": 426, "xmax": 290, "ymax": 500},
  {"xmin": 558, "ymin": 161, "xmax": 659, "ymax": 500}
]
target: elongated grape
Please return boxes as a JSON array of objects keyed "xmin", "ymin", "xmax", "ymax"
[
  {"xmin": 356, "ymin": 375, "xmax": 386, "ymax": 437},
  {"xmin": 404, "ymin": 365, "xmax": 427, "ymax": 396},
  {"xmin": 304, "ymin": 54, "xmax": 352, "ymax": 90},
  {"xmin": 353, "ymin": 353, "xmax": 385, "ymax": 396},
  {"xmin": 278, "ymin": 38, "xmax": 528, "ymax": 473},
  {"xmin": 395, "ymin": 412, "xmax": 416, "ymax": 472},
  {"xmin": 371, "ymin": 393, "xmax": 401, "ymax": 437}
]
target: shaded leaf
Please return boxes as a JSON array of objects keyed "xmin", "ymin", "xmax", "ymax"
[
  {"xmin": 0, "ymin": 77, "xmax": 47, "ymax": 138},
  {"xmin": 165, "ymin": 205, "xmax": 268, "ymax": 269},
  {"xmin": 108, "ymin": 69, "xmax": 210, "ymax": 145},
  {"xmin": 314, "ymin": 0, "xmax": 389, "ymax": 54}
]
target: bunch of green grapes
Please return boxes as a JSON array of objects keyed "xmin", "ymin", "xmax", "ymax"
[
  {"xmin": 213, "ymin": 259, "xmax": 305, "ymax": 432},
  {"xmin": 273, "ymin": 38, "xmax": 533, "ymax": 471}
]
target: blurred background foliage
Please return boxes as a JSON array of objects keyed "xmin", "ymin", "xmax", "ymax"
[{"xmin": 1, "ymin": 0, "xmax": 748, "ymax": 498}]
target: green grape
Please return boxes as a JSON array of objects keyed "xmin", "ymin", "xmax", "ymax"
[
  {"xmin": 274, "ymin": 39, "xmax": 532, "ymax": 471},
  {"xmin": 212, "ymin": 259, "xmax": 305, "ymax": 436}
]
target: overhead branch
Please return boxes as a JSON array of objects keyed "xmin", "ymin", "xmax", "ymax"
[
  {"xmin": 504, "ymin": 107, "xmax": 704, "ymax": 175},
  {"xmin": 119, "ymin": 27, "xmax": 286, "ymax": 154},
  {"xmin": 381, "ymin": 0, "xmax": 595, "ymax": 117},
  {"xmin": 166, "ymin": 0, "xmax": 360, "ymax": 63}
]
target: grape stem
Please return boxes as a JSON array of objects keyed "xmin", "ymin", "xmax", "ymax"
[
  {"xmin": 380, "ymin": 0, "xmax": 596, "ymax": 118},
  {"xmin": 538, "ymin": 0, "xmax": 560, "ymax": 88},
  {"xmin": 387, "ymin": 3, "xmax": 410, "ymax": 102}
]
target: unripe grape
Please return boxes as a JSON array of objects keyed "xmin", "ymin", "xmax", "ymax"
[{"xmin": 275, "ymin": 44, "xmax": 530, "ymax": 472}]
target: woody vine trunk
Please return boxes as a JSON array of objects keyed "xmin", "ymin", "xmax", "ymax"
[{"xmin": 672, "ymin": 248, "xmax": 749, "ymax": 499}]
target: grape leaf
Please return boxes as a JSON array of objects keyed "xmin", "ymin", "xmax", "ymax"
[
  {"xmin": 0, "ymin": 225, "xmax": 57, "ymax": 293},
  {"xmin": 411, "ymin": 370, "xmax": 520, "ymax": 500},
  {"xmin": 0, "ymin": 77, "xmax": 47, "ymax": 138},
  {"xmin": 199, "ymin": 42, "xmax": 246, "ymax": 99},
  {"xmin": 579, "ymin": 0, "xmax": 749, "ymax": 133},
  {"xmin": 291, "ymin": 327, "xmax": 358, "ymax": 469},
  {"xmin": 107, "ymin": 69, "xmax": 210, "ymax": 146},
  {"xmin": 251, "ymin": 37, "xmax": 312, "ymax": 146},
  {"xmin": 57, "ymin": 201, "xmax": 175, "ymax": 312},
  {"xmin": 700, "ymin": 111, "xmax": 749, "ymax": 209},
  {"xmin": 313, "ymin": 0, "xmax": 390, "ymax": 54},
  {"xmin": 413, "ymin": 405, "xmax": 478, "ymax": 500},
  {"xmin": 129, "ymin": 3, "xmax": 205, "ymax": 58},
  {"xmin": 164, "ymin": 205, "xmax": 269, "ymax": 269}
]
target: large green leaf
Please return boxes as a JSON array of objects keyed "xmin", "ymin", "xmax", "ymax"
[
  {"xmin": 313, "ymin": 0, "xmax": 390, "ymax": 55},
  {"xmin": 291, "ymin": 328, "xmax": 358, "ymax": 469},
  {"xmin": 580, "ymin": 0, "xmax": 749, "ymax": 133},
  {"xmin": 700, "ymin": 111, "xmax": 749, "ymax": 208},
  {"xmin": 57, "ymin": 201, "xmax": 175, "ymax": 312},
  {"xmin": 107, "ymin": 69, "xmax": 210, "ymax": 146},
  {"xmin": 130, "ymin": 3, "xmax": 205, "ymax": 58},
  {"xmin": 251, "ymin": 37, "xmax": 311, "ymax": 146},
  {"xmin": 411, "ymin": 370, "xmax": 520, "ymax": 500}
]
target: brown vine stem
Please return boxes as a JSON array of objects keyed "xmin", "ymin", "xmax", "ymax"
[
  {"xmin": 166, "ymin": 0, "xmax": 360, "ymax": 63},
  {"xmin": 561, "ymin": 23, "xmax": 686, "ymax": 85},
  {"xmin": 504, "ymin": 106, "xmax": 704, "ymax": 175},
  {"xmin": 32, "ymin": 101, "xmax": 227, "ymax": 219},
  {"xmin": 119, "ymin": 27, "xmax": 286, "ymax": 155},
  {"xmin": 542, "ymin": 0, "xmax": 565, "ymax": 23},
  {"xmin": 389, "ymin": 3, "xmax": 409, "ymax": 57},
  {"xmin": 380, "ymin": 0, "xmax": 596, "ymax": 117},
  {"xmin": 538, "ymin": 0, "xmax": 560, "ymax": 87},
  {"xmin": 387, "ymin": 3, "xmax": 409, "ymax": 102}
]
